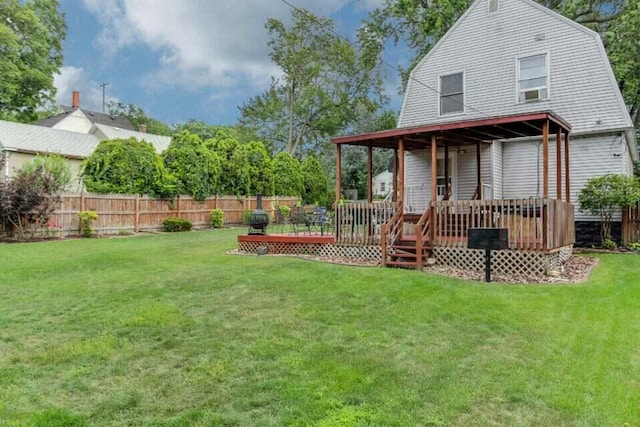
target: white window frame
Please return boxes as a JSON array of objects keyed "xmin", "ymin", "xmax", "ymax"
[
  {"xmin": 438, "ymin": 71, "xmax": 465, "ymax": 116},
  {"xmin": 515, "ymin": 52, "xmax": 550, "ymax": 103}
]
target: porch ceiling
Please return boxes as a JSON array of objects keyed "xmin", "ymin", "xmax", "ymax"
[{"xmin": 332, "ymin": 111, "xmax": 572, "ymax": 150}]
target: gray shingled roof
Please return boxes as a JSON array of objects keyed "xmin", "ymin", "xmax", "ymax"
[
  {"xmin": 92, "ymin": 124, "xmax": 171, "ymax": 153},
  {"xmin": 34, "ymin": 106, "xmax": 135, "ymax": 130},
  {"xmin": 0, "ymin": 120, "xmax": 100, "ymax": 158}
]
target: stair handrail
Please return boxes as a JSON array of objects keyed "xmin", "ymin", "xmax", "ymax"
[
  {"xmin": 381, "ymin": 202, "xmax": 403, "ymax": 265},
  {"xmin": 414, "ymin": 203, "xmax": 433, "ymax": 268}
]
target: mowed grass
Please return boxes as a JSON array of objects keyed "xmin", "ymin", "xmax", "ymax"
[{"xmin": 0, "ymin": 229, "xmax": 639, "ymax": 426}]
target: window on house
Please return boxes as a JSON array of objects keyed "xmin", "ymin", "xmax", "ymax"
[
  {"xmin": 517, "ymin": 53, "xmax": 548, "ymax": 102},
  {"xmin": 488, "ymin": 0, "xmax": 499, "ymax": 13},
  {"xmin": 380, "ymin": 182, "xmax": 385, "ymax": 192},
  {"xmin": 440, "ymin": 72, "xmax": 464, "ymax": 115}
]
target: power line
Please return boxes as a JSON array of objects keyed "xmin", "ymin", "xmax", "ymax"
[{"xmin": 279, "ymin": 0, "xmax": 490, "ymax": 117}]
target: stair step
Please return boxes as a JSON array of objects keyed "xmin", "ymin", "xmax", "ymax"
[{"xmin": 384, "ymin": 260, "xmax": 419, "ymax": 268}]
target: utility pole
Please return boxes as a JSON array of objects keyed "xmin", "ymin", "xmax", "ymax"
[{"xmin": 100, "ymin": 82, "xmax": 110, "ymax": 113}]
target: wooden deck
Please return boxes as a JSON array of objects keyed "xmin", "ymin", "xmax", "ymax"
[{"xmin": 238, "ymin": 232, "xmax": 335, "ymax": 245}]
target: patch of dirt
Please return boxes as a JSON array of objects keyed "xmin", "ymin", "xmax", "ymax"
[{"xmin": 229, "ymin": 249, "xmax": 600, "ymax": 284}]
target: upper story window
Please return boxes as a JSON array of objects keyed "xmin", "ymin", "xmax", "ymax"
[
  {"xmin": 440, "ymin": 72, "xmax": 464, "ymax": 115},
  {"xmin": 488, "ymin": 0, "xmax": 499, "ymax": 13},
  {"xmin": 517, "ymin": 53, "xmax": 548, "ymax": 102}
]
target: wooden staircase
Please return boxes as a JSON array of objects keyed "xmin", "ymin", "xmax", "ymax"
[{"xmin": 381, "ymin": 209, "xmax": 433, "ymax": 270}]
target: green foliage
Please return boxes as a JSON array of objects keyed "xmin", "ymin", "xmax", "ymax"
[
  {"xmin": 242, "ymin": 210, "xmax": 253, "ymax": 226},
  {"xmin": 273, "ymin": 152, "xmax": 304, "ymax": 197},
  {"xmin": 82, "ymin": 138, "xmax": 175, "ymax": 197},
  {"xmin": 602, "ymin": 238, "xmax": 617, "ymax": 250},
  {"xmin": 578, "ymin": 174, "xmax": 640, "ymax": 242},
  {"xmin": 230, "ymin": 141, "xmax": 274, "ymax": 196},
  {"xmin": 78, "ymin": 210, "xmax": 98, "ymax": 237},
  {"xmin": 0, "ymin": 0, "xmax": 66, "ymax": 122},
  {"xmin": 210, "ymin": 209, "xmax": 224, "ymax": 228},
  {"xmin": 20, "ymin": 154, "xmax": 73, "ymax": 191},
  {"xmin": 107, "ymin": 101, "xmax": 172, "ymax": 136},
  {"xmin": 239, "ymin": 8, "xmax": 385, "ymax": 156},
  {"xmin": 278, "ymin": 205, "xmax": 291, "ymax": 220},
  {"xmin": 163, "ymin": 131, "xmax": 221, "ymax": 201},
  {"xmin": 206, "ymin": 129, "xmax": 242, "ymax": 195},
  {"xmin": 629, "ymin": 242, "xmax": 640, "ymax": 251},
  {"xmin": 162, "ymin": 217, "xmax": 192, "ymax": 232},
  {"xmin": 301, "ymin": 155, "xmax": 328, "ymax": 205}
]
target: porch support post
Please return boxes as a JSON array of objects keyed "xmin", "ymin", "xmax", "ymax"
[
  {"xmin": 556, "ymin": 128, "xmax": 562, "ymax": 201},
  {"xmin": 431, "ymin": 136, "xmax": 438, "ymax": 202},
  {"xmin": 367, "ymin": 146, "xmax": 373, "ymax": 203},
  {"xmin": 335, "ymin": 144, "xmax": 342, "ymax": 205},
  {"xmin": 430, "ymin": 135, "xmax": 438, "ymax": 244},
  {"xmin": 444, "ymin": 143, "xmax": 449, "ymax": 199},
  {"xmin": 392, "ymin": 148, "xmax": 398, "ymax": 203},
  {"xmin": 564, "ymin": 132, "xmax": 571, "ymax": 204},
  {"xmin": 542, "ymin": 120, "xmax": 549, "ymax": 198},
  {"xmin": 476, "ymin": 140, "xmax": 482, "ymax": 199},
  {"xmin": 398, "ymin": 138, "xmax": 405, "ymax": 208},
  {"xmin": 335, "ymin": 143, "xmax": 342, "ymax": 240}
]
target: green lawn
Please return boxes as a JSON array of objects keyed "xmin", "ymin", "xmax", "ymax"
[{"xmin": 0, "ymin": 229, "xmax": 639, "ymax": 426}]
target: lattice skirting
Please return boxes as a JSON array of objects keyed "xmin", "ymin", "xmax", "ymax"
[
  {"xmin": 238, "ymin": 240, "xmax": 381, "ymax": 261},
  {"xmin": 432, "ymin": 246, "xmax": 573, "ymax": 276}
]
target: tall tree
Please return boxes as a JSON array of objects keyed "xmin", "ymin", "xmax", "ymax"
[
  {"xmin": 0, "ymin": 0, "xmax": 66, "ymax": 122},
  {"xmin": 107, "ymin": 101, "xmax": 172, "ymax": 136},
  {"xmin": 82, "ymin": 138, "xmax": 173, "ymax": 197},
  {"xmin": 230, "ymin": 141, "xmax": 274, "ymax": 196},
  {"xmin": 273, "ymin": 152, "xmax": 304, "ymax": 197},
  {"xmin": 239, "ymin": 8, "xmax": 385, "ymax": 157},
  {"xmin": 162, "ymin": 131, "xmax": 221, "ymax": 201}
]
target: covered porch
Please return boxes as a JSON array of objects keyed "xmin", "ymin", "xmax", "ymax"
[{"xmin": 332, "ymin": 111, "xmax": 575, "ymax": 270}]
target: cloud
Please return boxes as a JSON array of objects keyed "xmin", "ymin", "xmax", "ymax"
[
  {"xmin": 54, "ymin": 66, "xmax": 119, "ymax": 112},
  {"xmin": 79, "ymin": 0, "xmax": 382, "ymax": 92}
]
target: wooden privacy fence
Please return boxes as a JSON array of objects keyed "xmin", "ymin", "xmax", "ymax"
[
  {"xmin": 50, "ymin": 193, "xmax": 300, "ymax": 236},
  {"xmin": 622, "ymin": 202, "xmax": 640, "ymax": 245}
]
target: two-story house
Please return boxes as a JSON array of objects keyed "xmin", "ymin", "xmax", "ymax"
[{"xmin": 330, "ymin": 0, "xmax": 637, "ymax": 274}]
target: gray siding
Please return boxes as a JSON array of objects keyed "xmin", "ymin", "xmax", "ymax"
[
  {"xmin": 404, "ymin": 145, "xmax": 494, "ymax": 212},
  {"xmin": 398, "ymin": 0, "xmax": 632, "ymax": 134},
  {"xmin": 502, "ymin": 133, "xmax": 627, "ymax": 220},
  {"xmin": 492, "ymin": 140, "xmax": 503, "ymax": 198}
]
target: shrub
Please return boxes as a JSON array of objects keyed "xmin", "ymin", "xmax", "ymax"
[
  {"xmin": 578, "ymin": 174, "xmax": 640, "ymax": 242},
  {"xmin": 602, "ymin": 238, "xmax": 617, "ymax": 250},
  {"xmin": 243, "ymin": 210, "xmax": 253, "ymax": 226},
  {"xmin": 210, "ymin": 209, "xmax": 224, "ymax": 228},
  {"xmin": 78, "ymin": 210, "xmax": 98, "ymax": 237},
  {"xmin": 163, "ymin": 217, "xmax": 192, "ymax": 232},
  {"xmin": 629, "ymin": 242, "xmax": 640, "ymax": 251},
  {"xmin": 279, "ymin": 205, "xmax": 291, "ymax": 220}
]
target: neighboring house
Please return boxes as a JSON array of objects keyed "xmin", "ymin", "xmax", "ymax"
[
  {"xmin": 0, "ymin": 92, "xmax": 171, "ymax": 190},
  {"xmin": 34, "ymin": 91, "xmax": 136, "ymax": 133},
  {"xmin": 373, "ymin": 170, "xmax": 393, "ymax": 198}
]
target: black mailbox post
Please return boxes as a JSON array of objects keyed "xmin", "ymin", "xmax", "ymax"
[{"xmin": 468, "ymin": 228, "xmax": 508, "ymax": 282}]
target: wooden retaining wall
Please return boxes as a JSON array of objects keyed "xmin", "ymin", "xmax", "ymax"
[{"xmin": 49, "ymin": 194, "xmax": 300, "ymax": 236}]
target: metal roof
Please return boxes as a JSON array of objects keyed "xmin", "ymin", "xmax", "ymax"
[
  {"xmin": 332, "ymin": 111, "xmax": 571, "ymax": 150},
  {"xmin": 0, "ymin": 120, "xmax": 100, "ymax": 159}
]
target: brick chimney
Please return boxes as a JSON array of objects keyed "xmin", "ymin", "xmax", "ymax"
[
  {"xmin": 138, "ymin": 124, "xmax": 147, "ymax": 133},
  {"xmin": 72, "ymin": 91, "xmax": 80, "ymax": 109}
]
